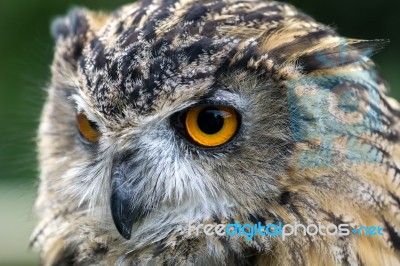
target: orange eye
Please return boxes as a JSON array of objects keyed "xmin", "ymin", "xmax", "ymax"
[
  {"xmin": 76, "ymin": 113, "xmax": 101, "ymax": 143},
  {"xmin": 185, "ymin": 106, "xmax": 239, "ymax": 147}
]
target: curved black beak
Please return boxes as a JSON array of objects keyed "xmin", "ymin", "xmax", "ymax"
[{"xmin": 110, "ymin": 167, "xmax": 149, "ymax": 240}]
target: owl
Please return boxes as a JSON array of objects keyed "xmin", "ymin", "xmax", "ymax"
[{"xmin": 31, "ymin": 0, "xmax": 400, "ymax": 265}]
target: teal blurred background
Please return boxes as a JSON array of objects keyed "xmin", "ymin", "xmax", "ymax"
[{"xmin": 0, "ymin": 0, "xmax": 398, "ymax": 265}]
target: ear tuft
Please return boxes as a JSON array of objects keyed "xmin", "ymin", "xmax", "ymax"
[
  {"xmin": 350, "ymin": 39, "xmax": 389, "ymax": 57},
  {"xmin": 50, "ymin": 8, "xmax": 94, "ymax": 72},
  {"xmin": 51, "ymin": 8, "xmax": 90, "ymax": 41},
  {"xmin": 298, "ymin": 39, "xmax": 389, "ymax": 73}
]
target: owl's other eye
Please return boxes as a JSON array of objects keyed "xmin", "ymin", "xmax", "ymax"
[
  {"xmin": 76, "ymin": 113, "xmax": 101, "ymax": 143},
  {"xmin": 174, "ymin": 105, "xmax": 239, "ymax": 147}
]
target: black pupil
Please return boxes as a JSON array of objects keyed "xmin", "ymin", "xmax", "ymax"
[
  {"xmin": 88, "ymin": 120, "xmax": 99, "ymax": 130},
  {"xmin": 197, "ymin": 107, "xmax": 225, "ymax": 134}
]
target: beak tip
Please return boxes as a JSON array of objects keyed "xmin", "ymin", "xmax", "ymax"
[
  {"xmin": 118, "ymin": 226, "xmax": 132, "ymax": 240},
  {"xmin": 110, "ymin": 202, "xmax": 134, "ymax": 240}
]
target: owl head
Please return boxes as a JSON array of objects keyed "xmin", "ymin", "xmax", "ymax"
[{"xmin": 32, "ymin": 0, "xmax": 400, "ymax": 265}]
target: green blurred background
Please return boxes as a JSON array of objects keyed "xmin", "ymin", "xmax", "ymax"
[{"xmin": 0, "ymin": 0, "xmax": 399, "ymax": 265}]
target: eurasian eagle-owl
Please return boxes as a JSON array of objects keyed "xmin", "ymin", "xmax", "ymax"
[{"xmin": 31, "ymin": 0, "xmax": 400, "ymax": 265}]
